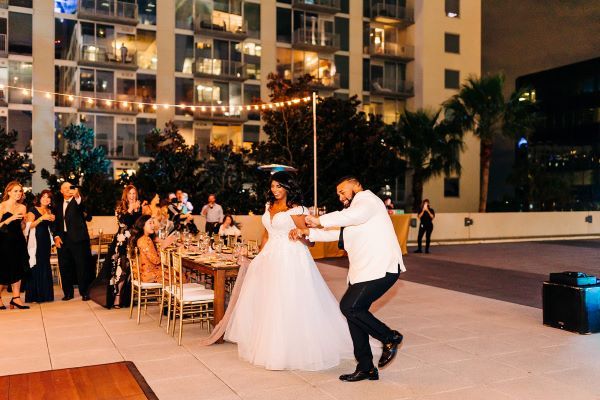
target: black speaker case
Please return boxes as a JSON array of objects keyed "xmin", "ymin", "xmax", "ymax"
[{"xmin": 542, "ymin": 282, "xmax": 600, "ymax": 334}]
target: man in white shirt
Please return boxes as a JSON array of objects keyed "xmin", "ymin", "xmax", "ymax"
[
  {"xmin": 201, "ymin": 194, "xmax": 224, "ymax": 234},
  {"xmin": 291, "ymin": 176, "xmax": 405, "ymax": 382}
]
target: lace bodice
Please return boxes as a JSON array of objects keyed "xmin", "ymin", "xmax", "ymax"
[{"xmin": 261, "ymin": 205, "xmax": 308, "ymax": 240}]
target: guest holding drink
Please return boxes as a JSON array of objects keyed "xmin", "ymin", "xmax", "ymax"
[
  {"xmin": 25, "ymin": 190, "xmax": 55, "ymax": 303},
  {"xmin": 0, "ymin": 181, "xmax": 30, "ymax": 310}
]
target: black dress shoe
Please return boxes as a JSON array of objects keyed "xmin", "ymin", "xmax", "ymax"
[
  {"xmin": 413, "ymin": 249, "xmax": 422, "ymax": 253},
  {"xmin": 82, "ymin": 295, "xmax": 90, "ymax": 301},
  {"xmin": 339, "ymin": 368, "xmax": 379, "ymax": 382},
  {"xmin": 378, "ymin": 331, "xmax": 403, "ymax": 368},
  {"xmin": 62, "ymin": 295, "xmax": 73, "ymax": 301}
]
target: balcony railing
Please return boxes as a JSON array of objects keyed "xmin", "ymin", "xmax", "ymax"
[
  {"xmin": 310, "ymin": 73, "xmax": 340, "ymax": 90},
  {"xmin": 370, "ymin": 78, "xmax": 414, "ymax": 98},
  {"xmin": 78, "ymin": 0, "xmax": 138, "ymax": 25},
  {"xmin": 371, "ymin": 2, "xmax": 414, "ymax": 26},
  {"xmin": 96, "ymin": 138, "xmax": 139, "ymax": 159},
  {"xmin": 369, "ymin": 43, "xmax": 414, "ymax": 61},
  {"xmin": 292, "ymin": 29, "xmax": 340, "ymax": 53},
  {"xmin": 194, "ymin": 105, "xmax": 248, "ymax": 123},
  {"xmin": 0, "ymin": 34, "xmax": 7, "ymax": 58},
  {"xmin": 292, "ymin": 0, "xmax": 341, "ymax": 14},
  {"xmin": 79, "ymin": 45, "xmax": 137, "ymax": 70},
  {"xmin": 194, "ymin": 58, "xmax": 247, "ymax": 81},
  {"xmin": 195, "ymin": 15, "xmax": 248, "ymax": 39},
  {"xmin": 77, "ymin": 93, "xmax": 141, "ymax": 114},
  {"xmin": 0, "ymin": 0, "xmax": 7, "ymax": 9}
]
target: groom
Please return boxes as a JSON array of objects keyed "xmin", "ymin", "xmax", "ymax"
[{"xmin": 291, "ymin": 176, "xmax": 405, "ymax": 382}]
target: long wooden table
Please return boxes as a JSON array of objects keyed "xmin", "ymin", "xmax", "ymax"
[{"xmin": 181, "ymin": 257, "xmax": 239, "ymax": 343}]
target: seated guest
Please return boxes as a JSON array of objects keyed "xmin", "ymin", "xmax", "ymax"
[
  {"xmin": 129, "ymin": 215, "xmax": 161, "ymax": 283},
  {"xmin": 218, "ymin": 214, "xmax": 241, "ymax": 239}
]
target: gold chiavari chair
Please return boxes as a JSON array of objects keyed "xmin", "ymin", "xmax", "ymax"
[
  {"xmin": 171, "ymin": 252, "xmax": 214, "ymax": 345},
  {"xmin": 94, "ymin": 231, "xmax": 113, "ymax": 276},
  {"xmin": 129, "ymin": 249, "xmax": 162, "ymax": 325}
]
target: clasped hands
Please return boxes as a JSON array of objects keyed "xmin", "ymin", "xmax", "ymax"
[{"xmin": 288, "ymin": 215, "xmax": 322, "ymax": 241}]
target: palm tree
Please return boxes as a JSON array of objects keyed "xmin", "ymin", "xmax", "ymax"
[
  {"xmin": 443, "ymin": 74, "xmax": 535, "ymax": 212},
  {"xmin": 390, "ymin": 109, "xmax": 463, "ymax": 212}
]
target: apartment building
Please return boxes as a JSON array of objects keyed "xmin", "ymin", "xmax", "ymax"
[{"xmin": 6, "ymin": 0, "xmax": 480, "ymax": 211}]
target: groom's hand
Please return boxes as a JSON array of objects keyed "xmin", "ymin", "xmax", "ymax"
[
  {"xmin": 288, "ymin": 228, "xmax": 308, "ymax": 241},
  {"xmin": 305, "ymin": 215, "xmax": 321, "ymax": 228}
]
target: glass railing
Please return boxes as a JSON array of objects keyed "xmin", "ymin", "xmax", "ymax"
[
  {"xmin": 369, "ymin": 43, "xmax": 414, "ymax": 59},
  {"xmin": 79, "ymin": 45, "xmax": 137, "ymax": 66},
  {"xmin": 195, "ymin": 15, "xmax": 247, "ymax": 36},
  {"xmin": 96, "ymin": 138, "xmax": 139, "ymax": 159},
  {"xmin": 293, "ymin": 28, "xmax": 340, "ymax": 50},
  {"xmin": 194, "ymin": 58, "xmax": 247, "ymax": 79},
  {"xmin": 292, "ymin": 0, "xmax": 341, "ymax": 11},
  {"xmin": 371, "ymin": 78, "xmax": 414, "ymax": 96},
  {"xmin": 0, "ymin": 33, "xmax": 7, "ymax": 57},
  {"xmin": 78, "ymin": 92, "xmax": 142, "ymax": 113},
  {"xmin": 79, "ymin": 0, "xmax": 138, "ymax": 21},
  {"xmin": 311, "ymin": 73, "xmax": 340, "ymax": 89},
  {"xmin": 194, "ymin": 104, "xmax": 247, "ymax": 121},
  {"xmin": 0, "ymin": 0, "xmax": 7, "ymax": 9},
  {"xmin": 371, "ymin": 2, "xmax": 414, "ymax": 23}
]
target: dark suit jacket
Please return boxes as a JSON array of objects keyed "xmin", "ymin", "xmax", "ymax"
[{"xmin": 53, "ymin": 197, "xmax": 91, "ymax": 243}]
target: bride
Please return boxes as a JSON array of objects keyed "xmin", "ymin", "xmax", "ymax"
[{"xmin": 225, "ymin": 171, "xmax": 353, "ymax": 371}]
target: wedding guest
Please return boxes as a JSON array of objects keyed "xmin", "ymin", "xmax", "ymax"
[
  {"xmin": 143, "ymin": 192, "xmax": 167, "ymax": 226},
  {"xmin": 218, "ymin": 214, "xmax": 241, "ymax": 239},
  {"xmin": 89, "ymin": 185, "xmax": 142, "ymax": 308},
  {"xmin": 130, "ymin": 215, "xmax": 161, "ymax": 283},
  {"xmin": 0, "ymin": 181, "xmax": 29, "ymax": 310},
  {"xmin": 415, "ymin": 199, "xmax": 435, "ymax": 254},
  {"xmin": 25, "ymin": 190, "xmax": 55, "ymax": 303},
  {"xmin": 201, "ymin": 194, "xmax": 223, "ymax": 234}
]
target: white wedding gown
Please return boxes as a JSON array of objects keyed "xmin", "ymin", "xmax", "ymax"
[{"xmin": 225, "ymin": 206, "xmax": 353, "ymax": 371}]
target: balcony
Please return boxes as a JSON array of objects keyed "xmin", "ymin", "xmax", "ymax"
[
  {"xmin": 96, "ymin": 138, "xmax": 139, "ymax": 160},
  {"xmin": 310, "ymin": 73, "xmax": 340, "ymax": 91},
  {"xmin": 194, "ymin": 58, "xmax": 247, "ymax": 81},
  {"xmin": 292, "ymin": 29, "xmax": 340, "ymax": 53},
  {"xmin": 371, "ymin": 2, "xmax": 414, "ymax": 27},
  {"xmin": 292, "ymin": 0, "xmax": 341, "ymax": 14},
  {"xmin": 77, "ymin": 93, "xmax": 141, "ymax": 115},
  {"xmin": 195, "ymin": 15, "xmax": 248, "ymax": 40},
  {"xmin": 78, "ymin": 0, "xmax": 138, "ymax": 26},
  {"xmin": 369, "ymin": 43, "xmax": 414, "ymax": 62},
  {"xmin": 78, "ymin": 45, "xmax": 138, "ymax": 71},
  {"xmin": 370, "ymin": 78, "xmax": 414, "ymax": 99},
  {"xmin": 194, "ymin": 105, "xmax": 248, "ymax": 124},
  {"xmin": 0, "ymin": 34, "xmax": 7, "ymax": 58}
]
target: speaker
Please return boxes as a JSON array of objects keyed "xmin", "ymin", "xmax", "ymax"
[{"xmin": 543, "ymin": 282, "xmax": 600, "ymax": 334}]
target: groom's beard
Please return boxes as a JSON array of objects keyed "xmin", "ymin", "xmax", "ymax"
[{"xmin": 342, "ymin": 192, "xmax": 355, "ymax": 208}]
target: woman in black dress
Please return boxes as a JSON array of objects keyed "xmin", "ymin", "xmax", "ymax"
[
  {"xmin": 25, "ymin": 190, "xmax": 55, "ymax": 303},
  {"xmin": 415, "ymin": 199, "xmax": 435, "ymax": 254},
  {"xmin": 89, "ymin": 185, "xmax": 144, "ymax": 308},
  {"xmin": 0, "ymin": 181, "xmax": 29, "ymax": 310}
]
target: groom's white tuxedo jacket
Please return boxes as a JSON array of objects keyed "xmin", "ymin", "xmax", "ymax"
[{"xmin": 308, "ymin": 190, "xmax": 406, "ymax": 284}]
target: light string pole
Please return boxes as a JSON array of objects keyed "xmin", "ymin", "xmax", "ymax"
[{"xmin": 312, "ymin": 91, "xmax": 318, "ymax": 215}]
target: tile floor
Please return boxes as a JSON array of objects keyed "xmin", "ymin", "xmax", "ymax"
[{"xmin": 2, "ymin": 262, "xmax": 600, "ymax": 400}]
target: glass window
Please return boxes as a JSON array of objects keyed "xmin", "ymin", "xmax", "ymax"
[
  {"xmin": 276, "ymin": 47, "xmax": 292, "ymax": 79},
  {"xmin": 243, "ymin": 124, "xmax": 259, "ymax": 143},
  {"xmin": 243, "ymin": 83, "xmax": 260, "ymax": 120},
  {"xmin": 137, "ymin": 30, "xmax": 157, "ymax": 70},
  {"xmin": 54, "ymin": 18, "xmax": 76, "ymax": 60},
  {"xmin": 445, "ymin": 0, "xmax": 460, "ymax": 18},
  {"xmin": 244, "ymin": 2, "xmax": 260, "ymax": 39},
  {"xmin": 363, "ymin": 58, "xmax": 370, "ymax": 91},
  {"xmin": 363, "ymin": 0, "xmax": 370, "ymax": 18},
  {"xmin": 54, "ymin": 112, "xmax": 77, "ymax": 154},
  {"xmin": 445, "ymin": 33, "xmax": 460, "ymax": 53},
  {"xmin": 137, "ymin": 74, "xmax": 156, "ymax": 113},
  {"xmin": 10, "ymin": 0, "xmax": 32, "ymax": 7},
  {"xmin": 116, "ymin": 123, "xmax": 136, "ymax": 158},
  {"xmin": 335, "ymin": 55, "xmax": 349, "ymax": 89},
  {"xmin": 175, "ymin": 34, "xmax": 194, "ymax": 73},
  {"xmin": 444, "ymin": 177, "xmax": 460, "ymax": 197},
  {"xmin": 175, "ymin": 77, "xmax": 194, "ymax": 115},
  {"xmin": 136, "ymin": 117, "xmax": 155, "ymax": 156},
  {"xmin": 8, "ymin": 110, "xmax": 32, "ymax": 152},
  {"xmin": 276, "ymin": 8, "xmax": 292, "ymax": 43},
  {"xmin": 363, "ymin": 21, "xmax": 370, "ymax": 54},
  {"xmin": 8, "ymin": 12, "xmax": 32, "ymax": 55},
  {"xmin": 341, "ymin": 0, "xmax": 349, "ymax": 13},
  {"xmin": 334, "ymin": 17, "xmax": 349, "ymax": 52},
  {"xmin": 96, "ymin": 115, "xmax": 114, "ymax": 153},
  {"xmin": 79, "ymin": 68, "xmax": 95, "ymax": 93},
  {"xmin": 8, "ymin": 60, "xmax": 32, "ymax": 104},
  {"xmin": 444, "ymin": 69, "xmax": 460, "ymax": 89},
  {"xmin": 243, "ymin": 42, "xmax": 261, "ymax": 80},
  {"xmin": 175, "ymin": 0, "xmax": 193, "ymax": 30},
  {"xmin": 0, "ymin": 65, "xmax": 7, "ymax": 103},
  {"xmin": 96, "ymin": 70, "xmax": 114, "ymax": 98},
  {"xmin": 117, "ymin": 77, "xmax": 135, "ymax": 99},
  {"xmin": 54, "ymin": 66, "xmax": 76, "ymax": 107},
  {"xmin": 138, "ymin": 0, "xmax": 157, "ymax": 25}
]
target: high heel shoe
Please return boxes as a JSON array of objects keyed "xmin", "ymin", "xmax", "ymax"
[
  {"xmin": 0, "ymin": 303, "xmax": 6, "ymax": 310},
  {"xmin": 9, "ymin": 297, "xmax": 30, "ymax": 310}
]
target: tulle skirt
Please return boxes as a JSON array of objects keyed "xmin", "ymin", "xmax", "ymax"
[{"xmin": 225, "ymin": 237, "xmax": 353, "ymax": 371}]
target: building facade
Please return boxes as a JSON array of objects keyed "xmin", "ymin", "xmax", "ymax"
[{"xmin": 5, "ymin": 0, "xmax": 480, "ymax": 212}]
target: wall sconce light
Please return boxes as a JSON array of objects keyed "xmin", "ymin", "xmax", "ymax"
[
  {"xmin": 585, "ymin": 215, "xmax": 592, "ymax": 224},
  {"xmin": 464, "ymin": 217, "xmax": 474, "ymax": 227}
]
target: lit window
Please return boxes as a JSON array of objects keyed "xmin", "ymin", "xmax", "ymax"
[{"xmin": 445, "ymin": 0, "xmax": 460, "ymax": 18}]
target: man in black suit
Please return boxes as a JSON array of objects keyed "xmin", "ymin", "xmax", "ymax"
[{"xmin": 53, "ymin": 182, "xmax": 94, "ymax": 301}]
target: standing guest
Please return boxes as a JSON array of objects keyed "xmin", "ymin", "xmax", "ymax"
[
  {"xmin": 218, "ymin": 214, "xmax": 241, "ymax": 240},
  {"xmin": 25, "ymin": 190, "xmax": 55, "ymax": 304},
  {"xmin": 0, "ymin": 181, "xmax": 29, "ymax": 310},
  {"xmin": 414, "ymin": 199, "xmax": 435, "ymax": 254},
  {"xmin": 383, "ymin": 197, "xmax": 395, "ymax": 215},
  {"xmin": 53, "ymin": 182, "xmax": 94, "ymax": 301},
  {"xmin": 201, "ymin": 194, "xmax": 223, "ymax": 235},
  {"xmin": 129, "ymin": 215, "xmax": 161, "ymax": 283},
  {"xmin": 89, "ymin": 185, "xmax": 143, "ymax": 308}
]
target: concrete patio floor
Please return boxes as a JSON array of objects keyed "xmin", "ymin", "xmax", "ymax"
[{"xmin": 2, "ymin": 241, "xmax": 600, "ymax": 399}]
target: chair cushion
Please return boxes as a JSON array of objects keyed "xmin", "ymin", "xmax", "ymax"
[
  {"xmin": 132, "ymin": 280, "xmax": 162, "ymax": 289},
  {"xmin": 181, "ymin": 290, "xmax": 214, "ymax": 302}
]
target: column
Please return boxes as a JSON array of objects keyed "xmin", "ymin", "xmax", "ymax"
[{"xmin": 156, "ymin": 0, "xmax": 176, "ymax": 129}]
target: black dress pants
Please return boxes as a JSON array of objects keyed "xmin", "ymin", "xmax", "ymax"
[
  {"xmin": 417, "ymin": 223, "xmax": 433, "ymax": 251},
  {"xmin": 340, "ymin": 269, "xmax": 400, "ymax": 371},
  {"xmin": 58, "ymin": 237, "xmax": 94, "ymax": 297}
]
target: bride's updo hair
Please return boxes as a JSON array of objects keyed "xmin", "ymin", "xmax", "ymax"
[{"xmin": 266, "ymin": 171, "xmax": 304, "ymax": 208}]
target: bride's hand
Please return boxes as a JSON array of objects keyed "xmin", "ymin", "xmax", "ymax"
[{"xmin": 289, "ymin": 228, "xmax": 308, "ymax": 241}]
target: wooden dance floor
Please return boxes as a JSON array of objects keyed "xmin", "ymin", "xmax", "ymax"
[{"xmin": 0, "ymin": 362, "xmax": 157, "ymax": 400}]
